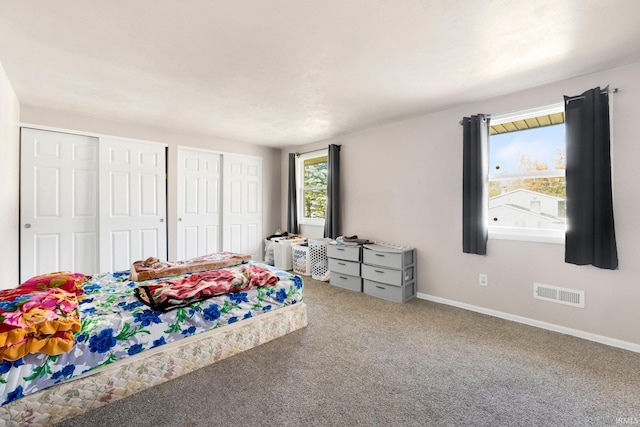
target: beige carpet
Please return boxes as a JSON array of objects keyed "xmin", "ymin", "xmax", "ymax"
[{"xmin": 55, "ymin": 277, "xmax": 640, "ymax": 426}]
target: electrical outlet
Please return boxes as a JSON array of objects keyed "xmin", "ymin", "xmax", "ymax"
[{"xmin": 479, "ymin": 274, "xmax": 488, "ymax": 286}]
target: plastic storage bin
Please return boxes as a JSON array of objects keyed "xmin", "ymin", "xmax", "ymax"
[
  {"xmin": 309, "ymin": 238, "xmax": 331, "ymax": 280},
  {"xmin": 292, "ymin": 244, "xmax": 311, "ymax": 276}
]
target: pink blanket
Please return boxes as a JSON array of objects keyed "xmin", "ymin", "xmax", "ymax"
[
  {"xmin": 130, "ymin": 252, "xmax": 252, "ymax": 282},
  {"xmin": 134, "ymin": 264, "xmax": 279, "ymax": 312}
]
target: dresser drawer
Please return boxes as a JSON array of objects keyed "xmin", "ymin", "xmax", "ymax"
[
  {"xmin": 362, "ymin": 245, "xmax": 415, "ymax": 269},
  {"xmin": 361, "ymin": 264, "xmax": 402, "ymax": 286},
  {"xmin": 328, "ymin": 258, "xmax": 360, "ymax": 276},
  {"xmin": 363, "ymin": 279, "xmax": 415, "ymax": 303},
  {"xmin": 330, "ymin": 273, "xmax": 362, "ymax": 292},
  {"xmin": 327, "ymin": 244, "xmax": 361, "ymax": 262},
  {"xmin": 363, "ymin": 249, "xmax": 402, "ymax": 269}
]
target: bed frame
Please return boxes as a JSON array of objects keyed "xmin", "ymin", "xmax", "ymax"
[{"xmin": 0, "ymin": 301, "xmax": 307, "ymax": 426}]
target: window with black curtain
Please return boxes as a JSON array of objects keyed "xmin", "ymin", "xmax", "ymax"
[
  {"xmin": 564, "ymin": 87, "xmax": 618, "ymax": 270},
  {"xmin": 462, "ymin": 114, "xmax": 490, "ymax": 255}
]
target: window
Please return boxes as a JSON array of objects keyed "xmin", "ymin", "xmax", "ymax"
[
  {"xmin": 488, "ymin": 103, "xmax": 566, "ymax": 243},
  {"xmin": 297, "ymin": 150, "xmax": 328, "ymax": 225}
]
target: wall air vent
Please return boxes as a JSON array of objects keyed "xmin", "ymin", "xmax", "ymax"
[{"xmin": 533, "ymin": 283, "xmax": 585, "ymax": 308}]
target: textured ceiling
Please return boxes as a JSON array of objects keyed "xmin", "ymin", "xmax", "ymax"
[{"xmin": 1, "ymin": 0, "xmax": 640, "ymax": 148}]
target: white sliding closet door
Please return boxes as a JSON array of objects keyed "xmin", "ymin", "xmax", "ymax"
[
  {"xmin": 20, "ymin": 128, "xmax": 100, "ymax": 280},
  {"xmin": 177, "ymin": 148, "xmax": 221, "ymax": 260},
  {"xmin": 222, "ymin": 155, "xmax": 263, "ymax": 259},
  {"xmin": 99, "ymin": 138, "xmax": 167, "ymax": 272}
]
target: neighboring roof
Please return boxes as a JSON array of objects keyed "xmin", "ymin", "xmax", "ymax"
[
  {"xmin": 489, "ymin": 203, "xmax": 565, "ymax": 223},
  {"xmin": 490, "ymin": 188, "xmax": 564, "ymax": 202},
  {"xmin": 490, "ymin": 112, "xmax": 565, "ymax": 135}
]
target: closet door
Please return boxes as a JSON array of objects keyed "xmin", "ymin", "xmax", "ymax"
[
  {"xmin": 177, "ymin": 148, "xmax": 221, "ymax": 260},
  {"xmin": 222, "ymin": 155, "xmax": 262, "ymax": 259},
  {"xmin": 99, "ymin": 138, "xmax": 167, "ymax": 272},
  {"xmin": 20, "ymin": 128, "xmax": 99, "ymax": 280}
]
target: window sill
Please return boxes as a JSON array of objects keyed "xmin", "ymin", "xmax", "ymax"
[
  {"xmin": 489, "ymin": 228, "xmax": 565, "ymax": 244},
  {"xmin": 299, "ymin": 219, "xmax": 325, "ymax": 227}
]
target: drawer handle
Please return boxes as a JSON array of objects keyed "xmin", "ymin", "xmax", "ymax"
[
  {"xmin": 376, "ymin": 285, "xmax": 386, "ymax": 290},
  {"xmin": 374, "ymin": 270, "xmax": 385, "ymax": 273},
  {"xmin": 337, "ymin": 248, "xmax": 345, "ymax": 251},
  {"xmin": 338, "ymin": 262, "xmax": 346, "ymax": 266},
  {"xmin": 339, "ymin": 276, "xmax": 348, "ymax": 280},
  {"xmin": 375, "ymin": 253, "xmax": 385, "ymax": 257}
]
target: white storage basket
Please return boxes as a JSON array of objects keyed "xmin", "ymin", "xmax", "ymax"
[
  {"xmin": 273, "ymin": 239, "xmax": 294, "ymax": 270},
  {"xmin": 291, "ymin": 244, "xmax": 311, "ymax": 276},
  {"xmin": 264, "ymin": 239, "xmax": 275, "ymax": 265},
  {"xmin": 309, "ymin": 238, "xmax": 331, "ymax": 280}
]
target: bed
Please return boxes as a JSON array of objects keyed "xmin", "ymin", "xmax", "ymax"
[{"xmin": 0, "ymin": 260, "xmax": 307, "ymax": 426}]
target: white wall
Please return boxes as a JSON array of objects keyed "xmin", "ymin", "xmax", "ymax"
[
  {"xmin": 0, "ymin": 62, "xmax": 20, "ymax": 289},
  {"xmin": 282, "ymin": 61, "xmax": 640, "ymax": 348},
  {"xmin": 19, "ymin": 105, "xmax": 282, "ymax": 263}
]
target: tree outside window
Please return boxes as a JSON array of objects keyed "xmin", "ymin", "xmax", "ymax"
[{"xmin": 298, "ymin": 153, "xmax": 328, "ymax": 223}]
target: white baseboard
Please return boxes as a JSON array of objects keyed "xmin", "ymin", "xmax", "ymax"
[{"xmin": 416, "ymin": 292, "xmax": 640, "ymax": 354}]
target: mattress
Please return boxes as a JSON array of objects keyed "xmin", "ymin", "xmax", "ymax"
[{"xmin": 0, "ymin": 262, "xmax": 306, "ymax": 425}]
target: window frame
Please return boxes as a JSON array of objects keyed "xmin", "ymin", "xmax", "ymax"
[
  {"xmin": 297, "ymin": 149, "xmax": 328, "ymax": 226},
  {"xmin": 488, "ymin": 102, "xmax": 566, "ymax": 244}
]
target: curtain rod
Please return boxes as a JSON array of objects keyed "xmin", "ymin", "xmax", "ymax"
[
  {"xmin": 458, "ymin": 116, "xmax": 490, "ymax": 126},
  {"xmin": 565, "ymin": 87, "xmax": 618, "ymax": 104},
  {"xmin": 295, "ymin": 144, "xmax": 341, "ymax": 156},
  {"xmin": 458, "ymin": 88, "xmax": 620, "ymax": 125}
]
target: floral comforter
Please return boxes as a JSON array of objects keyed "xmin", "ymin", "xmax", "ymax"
[{"xmin": 0, "ymin": 262, "xmax": 302, "ymax": 406}]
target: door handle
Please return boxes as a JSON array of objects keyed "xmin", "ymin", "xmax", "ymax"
[
  {"xmin": 160, "ymin": 218, "xmax": 164, "ymax": 222},
  {"xmin": 178, "ymin": 218, "xmax": 182, "ymax": 221},
  {"xmin": 24, "ymin": 223, "xmax": 31, "ymax": 229}
]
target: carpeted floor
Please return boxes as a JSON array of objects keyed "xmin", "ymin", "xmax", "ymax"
[{"xmin": 55, "ymin": 277, "xmax": 640, "ymax": 427}]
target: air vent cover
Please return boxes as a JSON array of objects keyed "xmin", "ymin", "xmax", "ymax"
[{"xmin": 534, "ymin": 283, "xmax": 585, "ymax": 308}]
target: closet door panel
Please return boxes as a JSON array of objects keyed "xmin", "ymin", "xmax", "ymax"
[
  {"xmin": 34, "ymin": 167, "xmax": 59, "ymax": 217},
  {"xmin": 73, "ymin": 232, "xmax": 97, "ymax": 273},
  {"xmin": 99, "ymin": 138, "xmax": 167, "ymax": 272},
  {"xmin": 140, "ymin": 173, "xmax": 159, "ymax": 215},
  {"xmin": 183, "ymin": 226, "xmax": 199, "ymax": 260},
  {"xmin": 177, "ymin": 148, "xmax": 221, "ymax": 260},
  {"xmin": 140, "ymin": 229, "xmax": 160, "ymax": 259},
  {"xmin": 228, "ymin": 224, "xmax": 242, "ymax": 254},
  {"xmin": 222, "ymin": 155, "xmax": 262, "ymax": 259},
  {"xmin": 109, "ymin": 172, "xmax": 131, "ymax": 216},
  {"xmin": 205, "ymin": 226, "xmax": 219, "ymax": 254},
  {"xmin": 35, "ymin": 234, "xmax": 60, "ymax": 274},
  {"xmin": 20, "ymin": 128, "xmax": 99, "ymax": 280},
  {"xmin": 74, "ymin": 169, "xmax": 98, "ymax": 217}
]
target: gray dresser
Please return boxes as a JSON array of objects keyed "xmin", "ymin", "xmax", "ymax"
[
  {"xmin": 361, "ymin": 244, "xmax": 416, "ymax": 303},
  {"xmin": 327, "ymin": 243, "xmax": 362, "ymax": 292}
]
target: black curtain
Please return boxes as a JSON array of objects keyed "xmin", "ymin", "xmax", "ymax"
[
  {"xmin": 462, "ymin": 114, "xmax": 490, "ymax": 255},
  {"xmin": 564, "ymin": 87, "xmax": 618, "ymax": 269},
  {"xmin": 287, "ymin": 153, "xmax": 299, "ymax": 234},
  {"xmin": 324, "ymin": 144, "xmax": 341, "ymax": 239}
]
